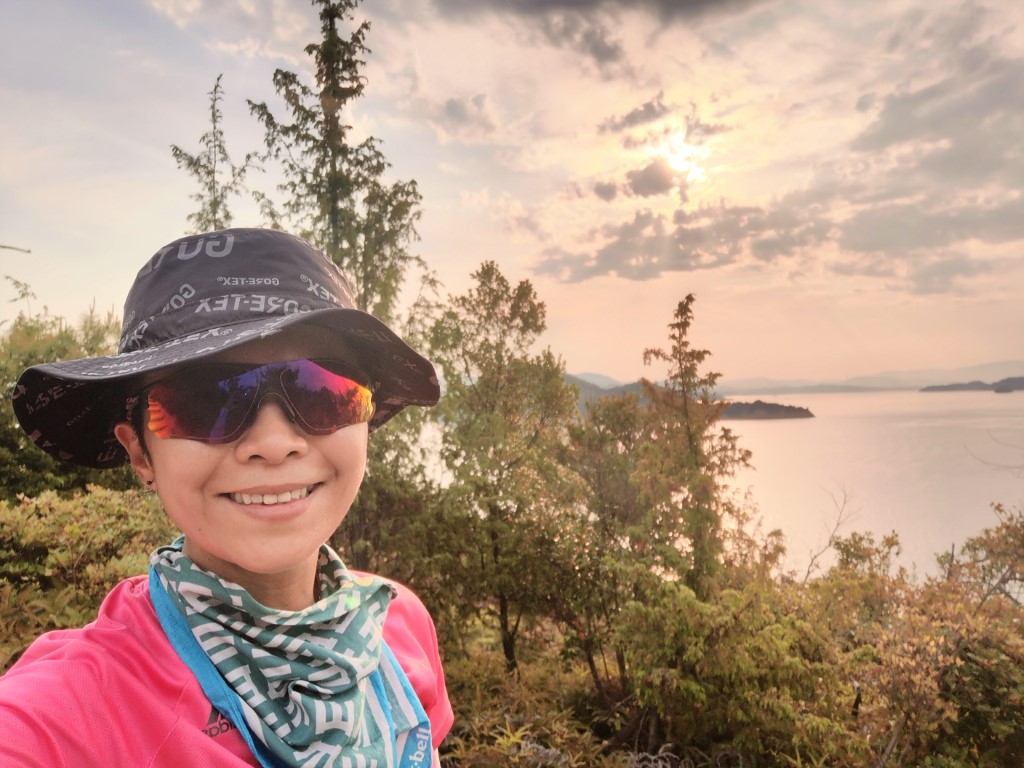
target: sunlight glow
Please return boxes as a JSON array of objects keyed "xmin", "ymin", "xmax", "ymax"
[{"xmin": 658, "ymin": 131, "xmax": 708, "ymax": 182}]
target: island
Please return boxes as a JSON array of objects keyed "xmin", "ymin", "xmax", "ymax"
[
  {"xmin": 921, "ymin": 376, "xmax": 1024, "ymax": 393},
  {"xmin": 720, "ymin": 400, "xmax": 814, "ymax": 420}
]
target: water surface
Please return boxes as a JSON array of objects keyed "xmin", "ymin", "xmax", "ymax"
[{"xmin": 727, "ymin": 390, "xmax": 1024, "ymax": 576}]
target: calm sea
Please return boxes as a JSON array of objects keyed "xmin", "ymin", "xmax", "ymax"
[{"xmin": 726, "ymin": 390, "xmax": 1024, "ymax": 577}]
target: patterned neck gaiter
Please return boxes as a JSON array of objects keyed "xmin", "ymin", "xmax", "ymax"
[{"xmin": 149, "ymin": 538, "xmax": 432, "ymax": 768}]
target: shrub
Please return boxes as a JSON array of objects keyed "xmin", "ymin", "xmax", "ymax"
[{"xmin": 0, "ymin": 486, "xmax": 176, "ymax": 669}]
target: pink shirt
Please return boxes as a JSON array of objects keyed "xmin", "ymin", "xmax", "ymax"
[{"xmin": 0, "ymin": 575, "xmax": 453, "ymax": 767}]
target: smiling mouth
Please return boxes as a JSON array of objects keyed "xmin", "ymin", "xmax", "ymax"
[{"xmin": 229, "ymin": 485, "xmax": 316, "ymax": 506}]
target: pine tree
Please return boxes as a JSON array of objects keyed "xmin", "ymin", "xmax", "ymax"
[
  {"xmin": 171, "ymin": 74, "xmax": 255, "ymax": 233},
  {"xmin": 243, "ymin": 1, "xmax": 439, "ymax": 603},
  {"xmin": 632, "ymin": 295, "xmax": 751, "ymax": 599},
  {"xmin": 248, "ymin": 0, "xmax": 422, "ymax": 321}
]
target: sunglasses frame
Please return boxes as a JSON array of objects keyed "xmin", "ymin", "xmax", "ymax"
[{"xmin": 138, "ymin": 358, "xmax": 375, "ymax": 444}]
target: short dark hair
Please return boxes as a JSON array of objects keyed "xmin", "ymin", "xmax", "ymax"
[{"xmin": 127, "ymin": 393, "xmax": 152, "ymax": 461}]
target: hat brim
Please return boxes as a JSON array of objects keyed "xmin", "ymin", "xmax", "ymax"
[{"xmin": 13, "ymin": 308, "xmax": 440, "ymax": 469}]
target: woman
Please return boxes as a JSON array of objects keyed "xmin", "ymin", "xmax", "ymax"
[{"xmin": 0, "ymin": 228, "xmax": 453, "ymax": 767}]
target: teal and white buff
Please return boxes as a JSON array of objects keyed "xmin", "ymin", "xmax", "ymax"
[{"xmin": 150, "ymin": 538, "xmax": 433, "ymax": 768}]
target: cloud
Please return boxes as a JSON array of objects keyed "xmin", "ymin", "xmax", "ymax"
[
  {"xmin": 536, "ymin": 202, "xmax": 800, "ymax": 282},
  {"xmin": 839, "ymin": 197, "xmax": 1024, "ymax": 256},
  {"xmin": 600, "ymin": 92, "xmax": 672, "ymax": 133},
  {"xmin": 904, "ymin": 254, "xmax": 993, "ymax": 295},
  {"xmin": 855, "ymin": 93, "xmax": 876, "ymax": 112},
  {"xmin": 146, "ymin": 0, "xmax": 311, "ymax": 61},
  {"xmin": 429, "ymin": 94, "xmax": 498, "ymax": 141},
  {"xmin": 426, "ymin": 0, "xmax": 771, "ymax": 77},
  {"xmin": 531, "ymin": 2, "xmax": 1024, "ymax": 295},
  {"xmin": 851, "ymin": 5, "xmax": 1024, "ymax": 164},
  {"xmin": 498, "ymin": 197, "xmax": 549, "ymax": 240},
  {"xmin": 430, "ymin": 0, "xmax": 770, "ymax": 25},
  {"xmin": 626, "ymin": 157, "xmax": 677, "ymax": 197},
  {"xmin": 535, "ymin": 14, "xmax": 630, "ymax": 75},
  {"xmin": 683, "ymin": 105, "xmax": 730, "ymax": 144},
  {"xmin": 593, "ymin": 180, "xmax": 619, "ymax": 201}
]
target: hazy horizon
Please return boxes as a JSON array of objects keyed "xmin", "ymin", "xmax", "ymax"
[{"xmin": 571, "ymin": 358, "xmax": 1024, "ymax": 390}]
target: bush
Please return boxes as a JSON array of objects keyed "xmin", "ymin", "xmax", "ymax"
[
  {"xmin": 441, "ymin": 636, "xmax": 628, "ymax": 768},
  {"xmin": 0, "ymin": 486, "xmax": 176, "ymax": 669},
  {"xmin": 0, "ymin": 290, "xmax": 139, "ymax": 500}
]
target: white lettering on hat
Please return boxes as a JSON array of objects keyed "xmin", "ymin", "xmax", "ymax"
[
  {"xmin": 349, "ymin": 327, "xmax": 393, "ymax": 344},
  {"xmin": 162, "ymin": 283, "xmax": 196, "ymax": 314},
  {"xmin": 206, "ymin": 235, "xmax": 234, "ymax": 257},
  {"xmin": 22, "ymin": 382, "xmax": 85, "ymax": 415},
  {"xmin": 218, "ymin": 277, "xmax": 280, "ymax": 287},
  {"xmin": 195, "ymin": 294, "xmax": 246, "ymax": 312},
  {"xmin": 178, "ymin": 239, "xmax": 204, "ymax": 260},
  {"xmin": 122, "ymin": 319, "xmax": 150, "ymax": 349},
  {"xmin": 158, "ymin": 328, "xmax": 232, "ymax": 350},
  {"xmin": 95, "ymin": 444, "xmax": 122, "ymax": 463},
  {"xmin": 137, "ymin": 234, "xmax": 235, "ymax": 276},
  {"xmin": 300, "ymin": 274, "xmax": 338, "ymax": 303},
  {"xmin": 137, "ymin": 245, "xmax": 175, "ymax": 277},
  {"xmin": 193, "ymin": 295, "xmax": 309, "ymax": 314}
]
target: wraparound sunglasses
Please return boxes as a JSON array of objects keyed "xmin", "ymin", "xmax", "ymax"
[{"xmin": 142, "ymin": 359, "xmax": 374, "ymax": 443}]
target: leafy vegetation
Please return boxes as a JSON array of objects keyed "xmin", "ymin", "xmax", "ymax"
[
  {"xmin": 5, "ymin": 281, "xmax": 1021, "ymax": 764},
  {"xmin": 0, "ymin": 279, "xmax": 137, "ymax": 501},
  {"xmin": 247, "ymin": 0, "xmax": 425, "ymax": 322},
  {"xmin": 4, "ymin": 1, "xmax": 1022, "ymax": 765},
  {"xmin": 170, "ymin": 73, "xmax": 258, "ymax": 234},
  {"xmin": 0, "ymin": 487, "xmax": 175, "ymax": 669}
]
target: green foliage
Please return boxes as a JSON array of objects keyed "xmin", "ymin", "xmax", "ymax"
[
  {"xmin": 548, "ymin": 296, "xmax": 773, "ymax": 754},
  {"xmin": 247, "ymin": 0, "xmax": 423, "ymax": 321},
  {"xmin": 171, "ymin": 74, "xmax": 257, "ymax": 233},
  {"xmin": 0, "ymin": 282, "xmax": 138, "ymax": 500},
  {"xmin": 616, "ymin": 574, "xmax": 867, "ymax": 765},
  {"xmin": 18, "ymin": 23, "xmax": 1024, "ymax": 750},
  {"xmin": 637, "ymin": 294, "xmax": 752, "ymax": 599},
  {"xmin": 428, "ymin": 261, "xmax": 584, "ymax": 672},
  {"xmin": 0, "ymin": 487, "xmax": 175, "ymax": 669},
  {"xmin": 553, "ymin": 393, "xmax": 646, "ymax": 700},
  {"xmin": 5, "ymin": 274, "xmax": 1024, "ymax": 765},
  {"xmin": 330, "ymin": 432, "xmax": 478, "ymax": 652}
]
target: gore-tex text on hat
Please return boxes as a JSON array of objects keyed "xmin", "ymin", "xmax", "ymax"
[{"xmin": 194, "ymin": 294, "xmax": 312, "ymax": 314}]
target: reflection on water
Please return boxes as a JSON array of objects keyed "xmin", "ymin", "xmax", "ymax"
[{"xmin": 726, "ymin": 390, "xmax": 1024, "ymax": 576}]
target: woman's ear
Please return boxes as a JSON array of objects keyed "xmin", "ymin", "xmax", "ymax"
[{"xmin": 114, "ymin": 422, "xmax": 155, "ymax": 487}]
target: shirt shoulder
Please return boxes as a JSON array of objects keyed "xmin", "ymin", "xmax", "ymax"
[{"xmin": 0, "ymin": 577, "xmax": 257, "ymax": 767}]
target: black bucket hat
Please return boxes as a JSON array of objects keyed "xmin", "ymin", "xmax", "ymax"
[{"xmin": 12, "ymin": 228, "xmax": 440, "ymax": 468}]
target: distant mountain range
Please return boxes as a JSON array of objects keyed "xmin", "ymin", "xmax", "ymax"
[
  {"xmin": 572, "ymin": 360, "xmax": 1024, "ymax": 397},
  {"xmin": 565, "ymin": 375, "xmax": 815, "ymax": 419},
  {"xmin": 566, "ymin": 374, "xmax": 643, "ymax": 406}
]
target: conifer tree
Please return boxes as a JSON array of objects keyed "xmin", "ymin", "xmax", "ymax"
[
  {"xmin": 248, "ymin": 0, "xmax": 422, "ymax": 321},
  {"xmin": 241, "ymin": 1, "xmax": 437, "ymax": 595},
  {"xmin": 639, "ymin": 294, "xmax": 750, "ymax": 600},
  {"xmin": 171, "ymin": 74, "xmax": 255, "ymax": 233}
]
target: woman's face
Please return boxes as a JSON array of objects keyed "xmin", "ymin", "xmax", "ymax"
[{"xmin": 115, "ymin": 326, "xmax": 368, "ymax": 608}]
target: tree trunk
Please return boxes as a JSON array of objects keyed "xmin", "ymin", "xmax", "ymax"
[{"xmin": 499, "ymin": 592, "xmax": 518, "ymax": 673}]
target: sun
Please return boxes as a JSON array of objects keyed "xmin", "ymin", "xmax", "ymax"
[{"xmin": 658, "ymin": 132, "xmax": 708, "ymax": 182}]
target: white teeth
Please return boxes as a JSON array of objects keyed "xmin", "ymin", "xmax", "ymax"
[{"xmin": 231, "ymin": 487, "xmax": 311, "ymax": 505}]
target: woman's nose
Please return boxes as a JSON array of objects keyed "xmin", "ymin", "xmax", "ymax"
[{"xmin": 233, "ymin": 397, "xmax": 309, "ymax": 463}]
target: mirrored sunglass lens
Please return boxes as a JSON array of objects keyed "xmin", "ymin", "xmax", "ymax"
[
  {"xmin": 146, "ymin": 360, "xmax": 372, "ymax": 442},
  {"xmin": 147, "ymin": 366, "xmax": 261, "ymax": 441},
  {"xmin": 282, "ymin": 361, "xmax": 374, "ymax": 432}
]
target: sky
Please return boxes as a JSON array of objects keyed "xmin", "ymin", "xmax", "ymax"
[{"xmin": 1, "ymin": 0, "xmax": 1022, "ymax": 387}]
